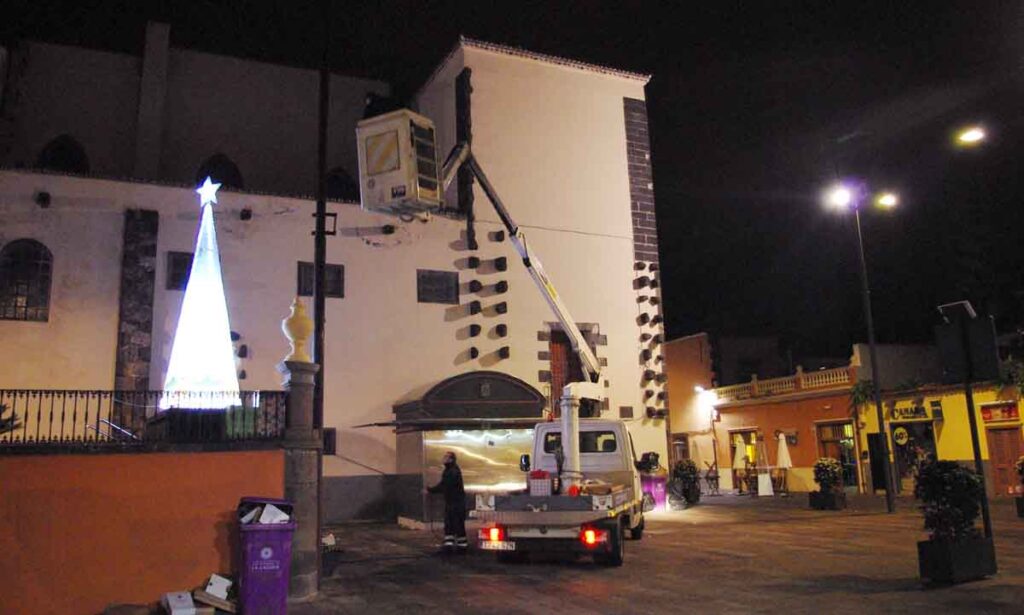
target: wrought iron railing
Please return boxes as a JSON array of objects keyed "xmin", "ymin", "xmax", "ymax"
[{"xmin": 0, "ymin": 390, "xmax": 287, "ymax": 449}]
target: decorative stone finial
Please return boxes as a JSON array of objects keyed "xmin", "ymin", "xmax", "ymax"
[{"xmin": 282, "ymin": 297, "xmax": 313, "ymax": 363}]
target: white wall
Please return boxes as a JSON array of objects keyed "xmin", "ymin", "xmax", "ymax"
[
  {"xmin": 416, "ymin": 44, "xmax": 667, "ymax": 461},
  {"xmin": 0, "ymin": 40, "xmax": 668, "ymax": 480},
  {"xmin": 159, "ymin": 48, "xmax": 388, "ymax": 196},
  {"xmin": 2, "ymin": 38, "xmax": 387, "ymax": 200},
  {"xmin": 6, "ymin": 42, "xmax": 141, "ymax": 175},
  {"xmin": 0, "ymin": 174, "xmax": 123, "ymax": 388}
]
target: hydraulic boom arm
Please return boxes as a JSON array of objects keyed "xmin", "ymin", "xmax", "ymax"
[
  {"xmin": 442, "ymin": 143, "xmax": 604, "ymax": 402},
  {"xmin": 442, "ymin": 142, "xmax": 607, "ymax": 488}
]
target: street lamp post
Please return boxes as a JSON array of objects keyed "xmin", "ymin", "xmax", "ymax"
[
  {"xmin": 828, "ymin": 184, "xmax": 898, "ymax": 513},
  {"xmin": 852, "ymin": 207, "xmax": 898, "ymax": 514}
]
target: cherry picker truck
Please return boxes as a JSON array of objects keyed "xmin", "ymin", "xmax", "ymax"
[{"xmin": 356, "ymin": 109, "xmax": 648, "ymax": 566}]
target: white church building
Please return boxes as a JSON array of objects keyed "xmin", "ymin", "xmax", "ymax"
[{"xmin": 0, "ymin": 24, "xmax": 669, "ymax": 521}]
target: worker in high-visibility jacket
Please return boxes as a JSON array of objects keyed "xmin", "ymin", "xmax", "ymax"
[{"xmin": 427, "ymin": 451, "xmax": 467, "ymax": 551}]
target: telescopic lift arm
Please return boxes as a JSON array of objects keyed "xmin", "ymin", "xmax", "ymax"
[{"xmin": 441, "ymin": 142, "xmax": 605, "ymax": 405}]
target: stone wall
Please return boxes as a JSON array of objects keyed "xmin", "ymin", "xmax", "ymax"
[{"xmin": 114, "ymin": 209, "xmax": 158, "ymax": 391}]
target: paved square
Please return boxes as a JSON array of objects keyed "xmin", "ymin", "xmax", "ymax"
[{"xmin": 294, "ymin": 495, "xmax": 1024, "ymax": 614}]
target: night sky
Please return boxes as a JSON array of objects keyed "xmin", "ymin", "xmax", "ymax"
[{"xmin": 5, "ymin": 1, "xmax": 1023, "ymax": 360}]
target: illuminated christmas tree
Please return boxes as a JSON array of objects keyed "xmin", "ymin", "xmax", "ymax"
[{"xmin": 161, "ymin": 177, "xmax": 240, "ymax": 409}]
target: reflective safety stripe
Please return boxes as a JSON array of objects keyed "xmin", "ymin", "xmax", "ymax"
[{"xmin": 455, "ymin": 537, "xmax": 468, "ymax": 545}]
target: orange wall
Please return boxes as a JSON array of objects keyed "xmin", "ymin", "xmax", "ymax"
[
  {"xmin": 0, "ymin": 450, "xmax": 285, "ymax": 615},
  {"xmin": 715, "ymin": 391, "xmax": 854, "ymax": 469},
  {"xmin": 664, "ymin": 334, "xmax": 714, "ymax": 433}
]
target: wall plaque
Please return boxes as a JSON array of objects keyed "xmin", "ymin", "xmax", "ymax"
[{"xmin": 417, "ymin": 269, "xmax": 459, "ymax": 304}]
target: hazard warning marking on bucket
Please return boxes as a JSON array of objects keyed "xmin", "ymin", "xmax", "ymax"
[{"xmin": 366, "ymin": 131, "xmax": 400, "ymax": 175}]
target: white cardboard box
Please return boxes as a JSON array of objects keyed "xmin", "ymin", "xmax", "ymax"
[{"xmin": 162, "ymin": 591, "xmax": 195, "ymax": 615}]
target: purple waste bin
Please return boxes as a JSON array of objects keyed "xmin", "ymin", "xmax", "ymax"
[
  {"xmin": 640, "ymin": 473, "xmax": 668, "ymax": 511},
  {"xmin": 238, "ymin": 497, "xmax": 295, "ymax": 615}
]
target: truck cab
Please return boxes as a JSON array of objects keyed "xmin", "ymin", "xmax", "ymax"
[{"xmin": 526, "ymin": 419, "xmax": 643, "ymax": 511}]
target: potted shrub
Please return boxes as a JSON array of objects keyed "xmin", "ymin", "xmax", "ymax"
[
  {"xmin": 915, "ymin": 459, "xmax": 996, "ymax": 584},
  {"xmin": 668, "ymin": 459, "xmax": 702, "ymax": 508},
  {"xmin": 1015, "ymin": 456, "xmax": 1024, "ymax": 518},
  {"xmin": 809, "ymin": 457, "xmax": 846, "ymax": 510}
]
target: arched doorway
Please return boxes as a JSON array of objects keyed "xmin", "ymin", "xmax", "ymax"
[{"xmin": 390, "ymin": 371, "xmax": 546, "ymax": 521}]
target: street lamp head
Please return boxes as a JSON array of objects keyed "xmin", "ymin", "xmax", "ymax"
[
  {"xmin": 876, "ymin": 192, "xmax": 899, "ymax": 208},
  {"xmin": 955, "ymin": 125, "xmax": 986, "ymax": 146},
  {"xmin": 825, "ymin": 183, "xmax": 854, "ymax": 210}
]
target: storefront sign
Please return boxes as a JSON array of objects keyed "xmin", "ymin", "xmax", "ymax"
[
  {"xmin": 891, "ymin": 404, "xmax": 928, "ymax": 421},
  {"xmin": 981, "ymin": 402, "xmax": 1020, "ymax": 422},
  {"xmin": 893, "ymin": 426, "xmax": 910, "ymax": 446}
]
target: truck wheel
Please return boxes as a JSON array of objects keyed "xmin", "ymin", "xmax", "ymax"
[
  {"xmin": 597, "ymin": 520, "xmax": 624, "ymax": 567},
  {"xmin": 629, "ymin": 515, "xmax": 645, "ymax": 540}
]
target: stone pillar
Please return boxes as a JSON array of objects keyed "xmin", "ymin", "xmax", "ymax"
[
  {"xmin": 279, "ymin": 298, "xmax": 320, "ymax": 602},
  {"xmin": 279, "ymin": 360, "xmax": 320, "ymax": 602}
]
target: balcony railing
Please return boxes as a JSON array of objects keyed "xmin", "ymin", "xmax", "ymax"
[
  {"xmin": 713, "ymin": 366, "xmax": 853, "ymax": 403},
  {"xmin": 0, "ymin": 390, "xmax": 286, "ymax": 450}
]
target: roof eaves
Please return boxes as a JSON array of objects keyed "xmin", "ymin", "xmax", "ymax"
[{"xmin": 416, "ymin": 35, "xmax": 651, "ymax": 100}]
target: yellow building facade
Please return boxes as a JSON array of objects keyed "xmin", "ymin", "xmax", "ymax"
[{"xmin": 854, "ymin": 384, "xmax": 1023, "ymax": 497}]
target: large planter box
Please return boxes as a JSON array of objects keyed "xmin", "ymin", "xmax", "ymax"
[
  {"xmin": 918, "ymin": 537, "xmax": 996, "ymax": 584},
  {"xmin": 1016, "ymin": 497, "xmax": 1024, "ymax": 519},
  {"xmin": 808, "ymin": 490, "xmax": 846, "ymax": 510}
]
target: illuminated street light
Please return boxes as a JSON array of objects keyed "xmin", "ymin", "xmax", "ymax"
[
  {"xmin": 826, "ymin": 184, "xmax": 854, "ymax": 209},
  {"xmin": 956, "ymin": 125, "xmax": 986, "ymax": 146},
  {"xmin": 822, "ymin": 179, "xmax": 898, "ymax": 513},
  {"xmin": 876, "ymin": 192, "xmax": 899, "ymax": 208}
]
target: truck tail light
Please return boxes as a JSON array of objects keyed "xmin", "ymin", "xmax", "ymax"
[
  {"xmin": 579, "ymin": 525, "xmax": 607, "ymax": 547},
  {"xmin": 479, "ymin": 525, "xmax": 506, "ymax": 542}
]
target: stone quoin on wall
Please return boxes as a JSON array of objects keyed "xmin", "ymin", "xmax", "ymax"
[
  {"xmin": 114, "ymin": 209, "xmax": 159, "ymax": 391},
  {"xmin": 624, "ymin": 97, "xmax": 670, "ymax": 441},
  {"xmin": 623, "ymin": 98, "xmax": 659, "ymax": 264}
]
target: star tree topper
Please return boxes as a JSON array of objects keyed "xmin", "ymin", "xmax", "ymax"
[{"xmin": 196, "ymin": 176, "xmax": 221, "ymax": 206}]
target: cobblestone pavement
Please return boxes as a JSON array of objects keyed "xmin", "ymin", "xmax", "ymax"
[{"xmin": 293, "ymin": 495, "xmax": 1024, "ymax": 614}]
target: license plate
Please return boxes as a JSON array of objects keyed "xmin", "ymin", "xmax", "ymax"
[{"xmin": 480, "ymin": 540, "xmax": 516, "ymax": 551}]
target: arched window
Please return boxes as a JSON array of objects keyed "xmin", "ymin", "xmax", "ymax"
[
  {"xmin": 326, "ymin": 166, "xmax": 360, "ymax": 202},
  {"xmin": 0, "ymin": 239, "xmax": 53, "ymax": 322},
  {"xmin": 36, "ymin": 135, "xmax": 90, "ymax": 174},
  {"xmin": 196, "ymin": 154, "xmax": 244, "ymax": 190}
]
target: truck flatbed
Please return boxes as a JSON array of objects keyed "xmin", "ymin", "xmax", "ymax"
[{"xmin": 473, "ymin": 487, "xmax": 638, "ymax": 527}]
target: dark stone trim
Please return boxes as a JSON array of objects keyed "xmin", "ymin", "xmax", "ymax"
[
  {"xmin": 456, "ymin": 68, "xmax": 477, "ymax": 249},
  {"xmin": 114, "ymin": 209, "xmax": 158, "ymax": 391},
  {"xmin": 623, "ymin": 98, "xmax": 660, "ymax": 264}
]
